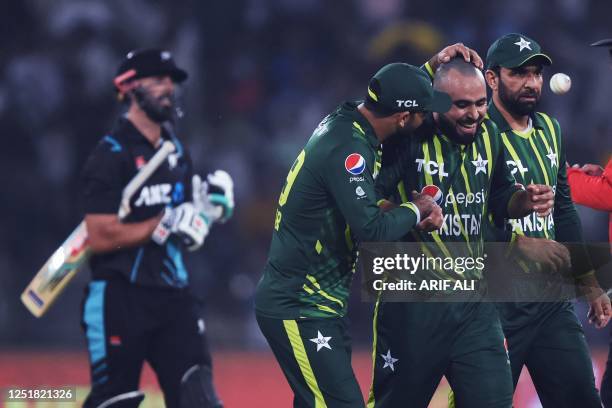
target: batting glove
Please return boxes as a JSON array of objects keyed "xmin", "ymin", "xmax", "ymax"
[
  {"xmin": 152, "ymin": 202, "xmax": 210, "ymax": 251},
  {"xmin": 193, "ymin": 170, "xmax": 235, "ymax": 224}
]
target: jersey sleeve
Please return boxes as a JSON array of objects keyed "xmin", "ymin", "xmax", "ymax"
[
  {"xmin": 375, "ymin": 138, "xmax": 408, "ymax": 201},
  {"xmin": 551, "ymin": 120, "xmax": 595, "ymax": 278},
  {"xmin": 79, "ymin": 136, "xmax": 127, "ymax": 215},
  {"xmin": 323, "ymin": 135, "xmax": 418, "ymax": 242},
  {"xmin": 487, "ymin": 124, "xmax": 522, "ymax": 225},
  {"xmin": 567, "ymin": 159, "xmax": 612, "ymax": 212},
  {"xmin": 553, "ymin": 119, "xmax": 584, "ymax": 237}
]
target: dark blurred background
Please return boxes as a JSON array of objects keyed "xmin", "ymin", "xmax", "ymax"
[{"xmin": 1, "ymin": 0, "xmax": 611, "ymax": 357}]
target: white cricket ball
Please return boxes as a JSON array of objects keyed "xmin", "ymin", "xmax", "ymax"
[{"xmin": 550, "ymin": 73, "xmax": 571, "ymax": 95}]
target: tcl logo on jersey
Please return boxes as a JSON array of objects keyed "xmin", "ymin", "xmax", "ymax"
[
  {"xmin": 135, "ymin": 183, "xmax": 173, "ymax": 207},
  {"xmin": 345, "ymin": 153, "xmax": 366, "ymax": 175},
  {"xmin": 506, "ymin": 160, "xmax": 529, "ymax": 177},
  {"xmin": 396, "ymin": 99, "xmax": 419, "ymax": 108},
  {"xmin": 415, "ymin": 159, "xmax": 449, "ymax": 178}
]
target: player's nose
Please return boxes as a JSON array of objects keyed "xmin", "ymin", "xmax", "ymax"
[{"xmin": 466, "ymin": 104, "xmax": 478, "ymax": 120}]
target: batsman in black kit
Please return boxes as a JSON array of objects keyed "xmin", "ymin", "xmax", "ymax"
[{"xmin": 79, "ymin": 49, "xmax": 233, "ymax": 408}]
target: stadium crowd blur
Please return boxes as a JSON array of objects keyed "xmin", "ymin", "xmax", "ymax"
[{"xmin": 2, "ymin": 0, "xmax": 612, "ymax": 351}]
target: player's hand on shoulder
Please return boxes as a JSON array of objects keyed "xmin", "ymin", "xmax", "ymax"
[
  {"xmin": 152, "ymin": 203, "xmax": 209, "ymax": 251},
  {"xmin": 193, "ymin": 171, "xmax": 235, "ymax": 224}
]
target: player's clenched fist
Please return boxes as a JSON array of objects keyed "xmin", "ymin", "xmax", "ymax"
[
  {"xmin": 416, "ymin": 205, "xmax": 443, "ymax": 232},
  {"xmin": 410, "ymin": 190, "xmax": 443, "ymax": 232},
  {"xmin": 525, "ymin": 184, "xmax": 554, "ymax": 217}
]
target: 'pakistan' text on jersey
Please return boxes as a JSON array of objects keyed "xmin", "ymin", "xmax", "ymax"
[
  {"xmin": 79, "ymin": 117, "xmax": 193, "ymax": 289},
  {"xmin": 487, "ymin": 101, "xmax": 591, "ymax": 278},
  {"xmin": 255, "ymin": 102, "xmax": 418, "ymax": 319},
  {"xmin": 376, "ymin": 116, "xmax": 520, "ymax": 283}
]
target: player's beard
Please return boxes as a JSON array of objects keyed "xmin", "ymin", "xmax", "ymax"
[
  {"xmin": 436, "ymin": 113, "xmax": 481, "ymax": 145},
  {"xmin": 499, "ymin": 79, "xmax": 540, "ymax": 116},
  {"xmin": 133, "ymin": 86, "xmax": 175, "ymax": 124},
  {"xmin": 395, "ymin": 122, "xmax": 413, "ymax": 138}
]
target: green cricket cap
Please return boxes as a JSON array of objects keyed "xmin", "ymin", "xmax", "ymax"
[
  {"xmin": 486, "ymin": 33, "xmax": 552, "ymax": 69},
  {"xmin": 365, "ymin": 63, "xmax": 451, "ymax": 115}
]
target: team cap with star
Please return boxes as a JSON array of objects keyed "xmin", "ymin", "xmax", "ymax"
[
  {"xmin": 486, "ymin": 33, "xmax": 552, "ymax": 69},
  {"xmin": 365, "ymin": 63, "xmax": 452, "ymax": 115}
]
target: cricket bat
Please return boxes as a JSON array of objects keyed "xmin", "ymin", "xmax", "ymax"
[{"xmin": 21, "ymin": 140, "xmax": 176, "ymax": 317}]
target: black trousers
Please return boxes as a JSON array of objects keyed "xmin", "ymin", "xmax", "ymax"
[
  {"xmin": 81, "ymin": 279, "xmax": 215, "ymax": 408},
  {"xmin": 601, "ymin": 328, "xmax": 612, "ymax": 407}
]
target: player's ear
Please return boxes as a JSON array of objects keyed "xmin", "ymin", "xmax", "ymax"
[
  {"xmin": 397, "ymin": 111, "xmax": 410, "ymax": 128},
  {"xmin": 485, "ymin": 69, "xmax": 498, "ymax": 91}
]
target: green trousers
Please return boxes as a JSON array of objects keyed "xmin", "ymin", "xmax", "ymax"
[
  {"xmin": 256, "ymin": 314, "xmax": 364, "ymax": 408},
  {"xmin": 369, "ymin": 301, "xmax": 513, "ymax": 408}
]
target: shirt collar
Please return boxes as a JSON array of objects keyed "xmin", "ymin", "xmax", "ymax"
[
  {"xmin": 115, "ymin": 116, "xmax": 169, "ymax": 147},
  {"xmin": 343, "ymin": 101, "xmax": 381, "ymax": 149}
]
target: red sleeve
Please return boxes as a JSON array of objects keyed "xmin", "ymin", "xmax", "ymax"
[{"xmin": 567, "ymin": 159, "xmax": 612, "ymax": 212}]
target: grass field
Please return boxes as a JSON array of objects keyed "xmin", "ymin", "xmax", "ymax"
[{"xmin": 1, "ymin": 349, "xmax": 608, "ymax": 407}]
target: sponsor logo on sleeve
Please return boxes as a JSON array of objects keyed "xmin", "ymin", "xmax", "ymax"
[{"xmin": 345, "ymin": 153, "xmax": 366, "ymax": 175}]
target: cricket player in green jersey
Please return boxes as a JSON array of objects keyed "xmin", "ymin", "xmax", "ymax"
[
  {"xmin": 479, "ymin": 33, "xmax": 612, "ymax": 407},
  {"xmin": 368, "ymin": 56, "xmax": 555, "ymax": 408},
  {"xmin": 254, "ymin": 63, "xmax": 451, "ymax": 407}
]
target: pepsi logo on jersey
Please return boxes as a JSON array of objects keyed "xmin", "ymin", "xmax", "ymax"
[{"xmin": 345, "ymin": 153, "xmax": 366, "ymax": 175}]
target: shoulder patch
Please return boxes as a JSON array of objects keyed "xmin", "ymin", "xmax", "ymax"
[
  {"xmin": 345, "ymin": 153, "xmax": 366, "ymax": 175},
  {"xmin": 102, "ymin": 135, "xmax": 122, "ymax": 152}
]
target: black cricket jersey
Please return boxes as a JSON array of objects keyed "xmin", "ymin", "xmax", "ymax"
[{"xmin": 79, "ymin": 116, "xmax": 194, "ymax": 289}]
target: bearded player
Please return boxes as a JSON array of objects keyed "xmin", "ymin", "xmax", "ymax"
[
  {"xmin": 369, "ymin": 55, "xmax": 554, "ymax": 408},
  {"xmin": 478, "ymin": 34, "xmax": 610, "ymax": 407}
]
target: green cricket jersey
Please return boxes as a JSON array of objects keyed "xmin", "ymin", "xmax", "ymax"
[
  {"xmin": 375, "ymin": 116, "xmax": 521, "ymax": 282},
  {"xmin": 487, "ymin": 101, "xmax": 592, "ymax": 278},
  {"xmin": 255, "ymin": 101, "xmax": 419, "ymax": 319}
]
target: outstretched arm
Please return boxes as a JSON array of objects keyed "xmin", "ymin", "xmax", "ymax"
[{"xmin": 567, "ymin": 159, "xmax": 612, "ymax": 211}]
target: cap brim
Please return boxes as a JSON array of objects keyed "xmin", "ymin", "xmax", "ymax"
[
  {"xmin": 591, "ymin": 39, "xmax": 612, "ymax": 47},
  {"xmin": 426, "ymin": 90, "xmax": 452, "ymax": 113},
  {"xmin": 166, "ymin": 68, "xmax": 188, "ymax": 83},
  {"xmin": 134, "ymin": 67, "xmax": 188, "ymax": 83},
  {"xmin": 501, "ymin": 53, "xmax": 552, "ymax": 68}
]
